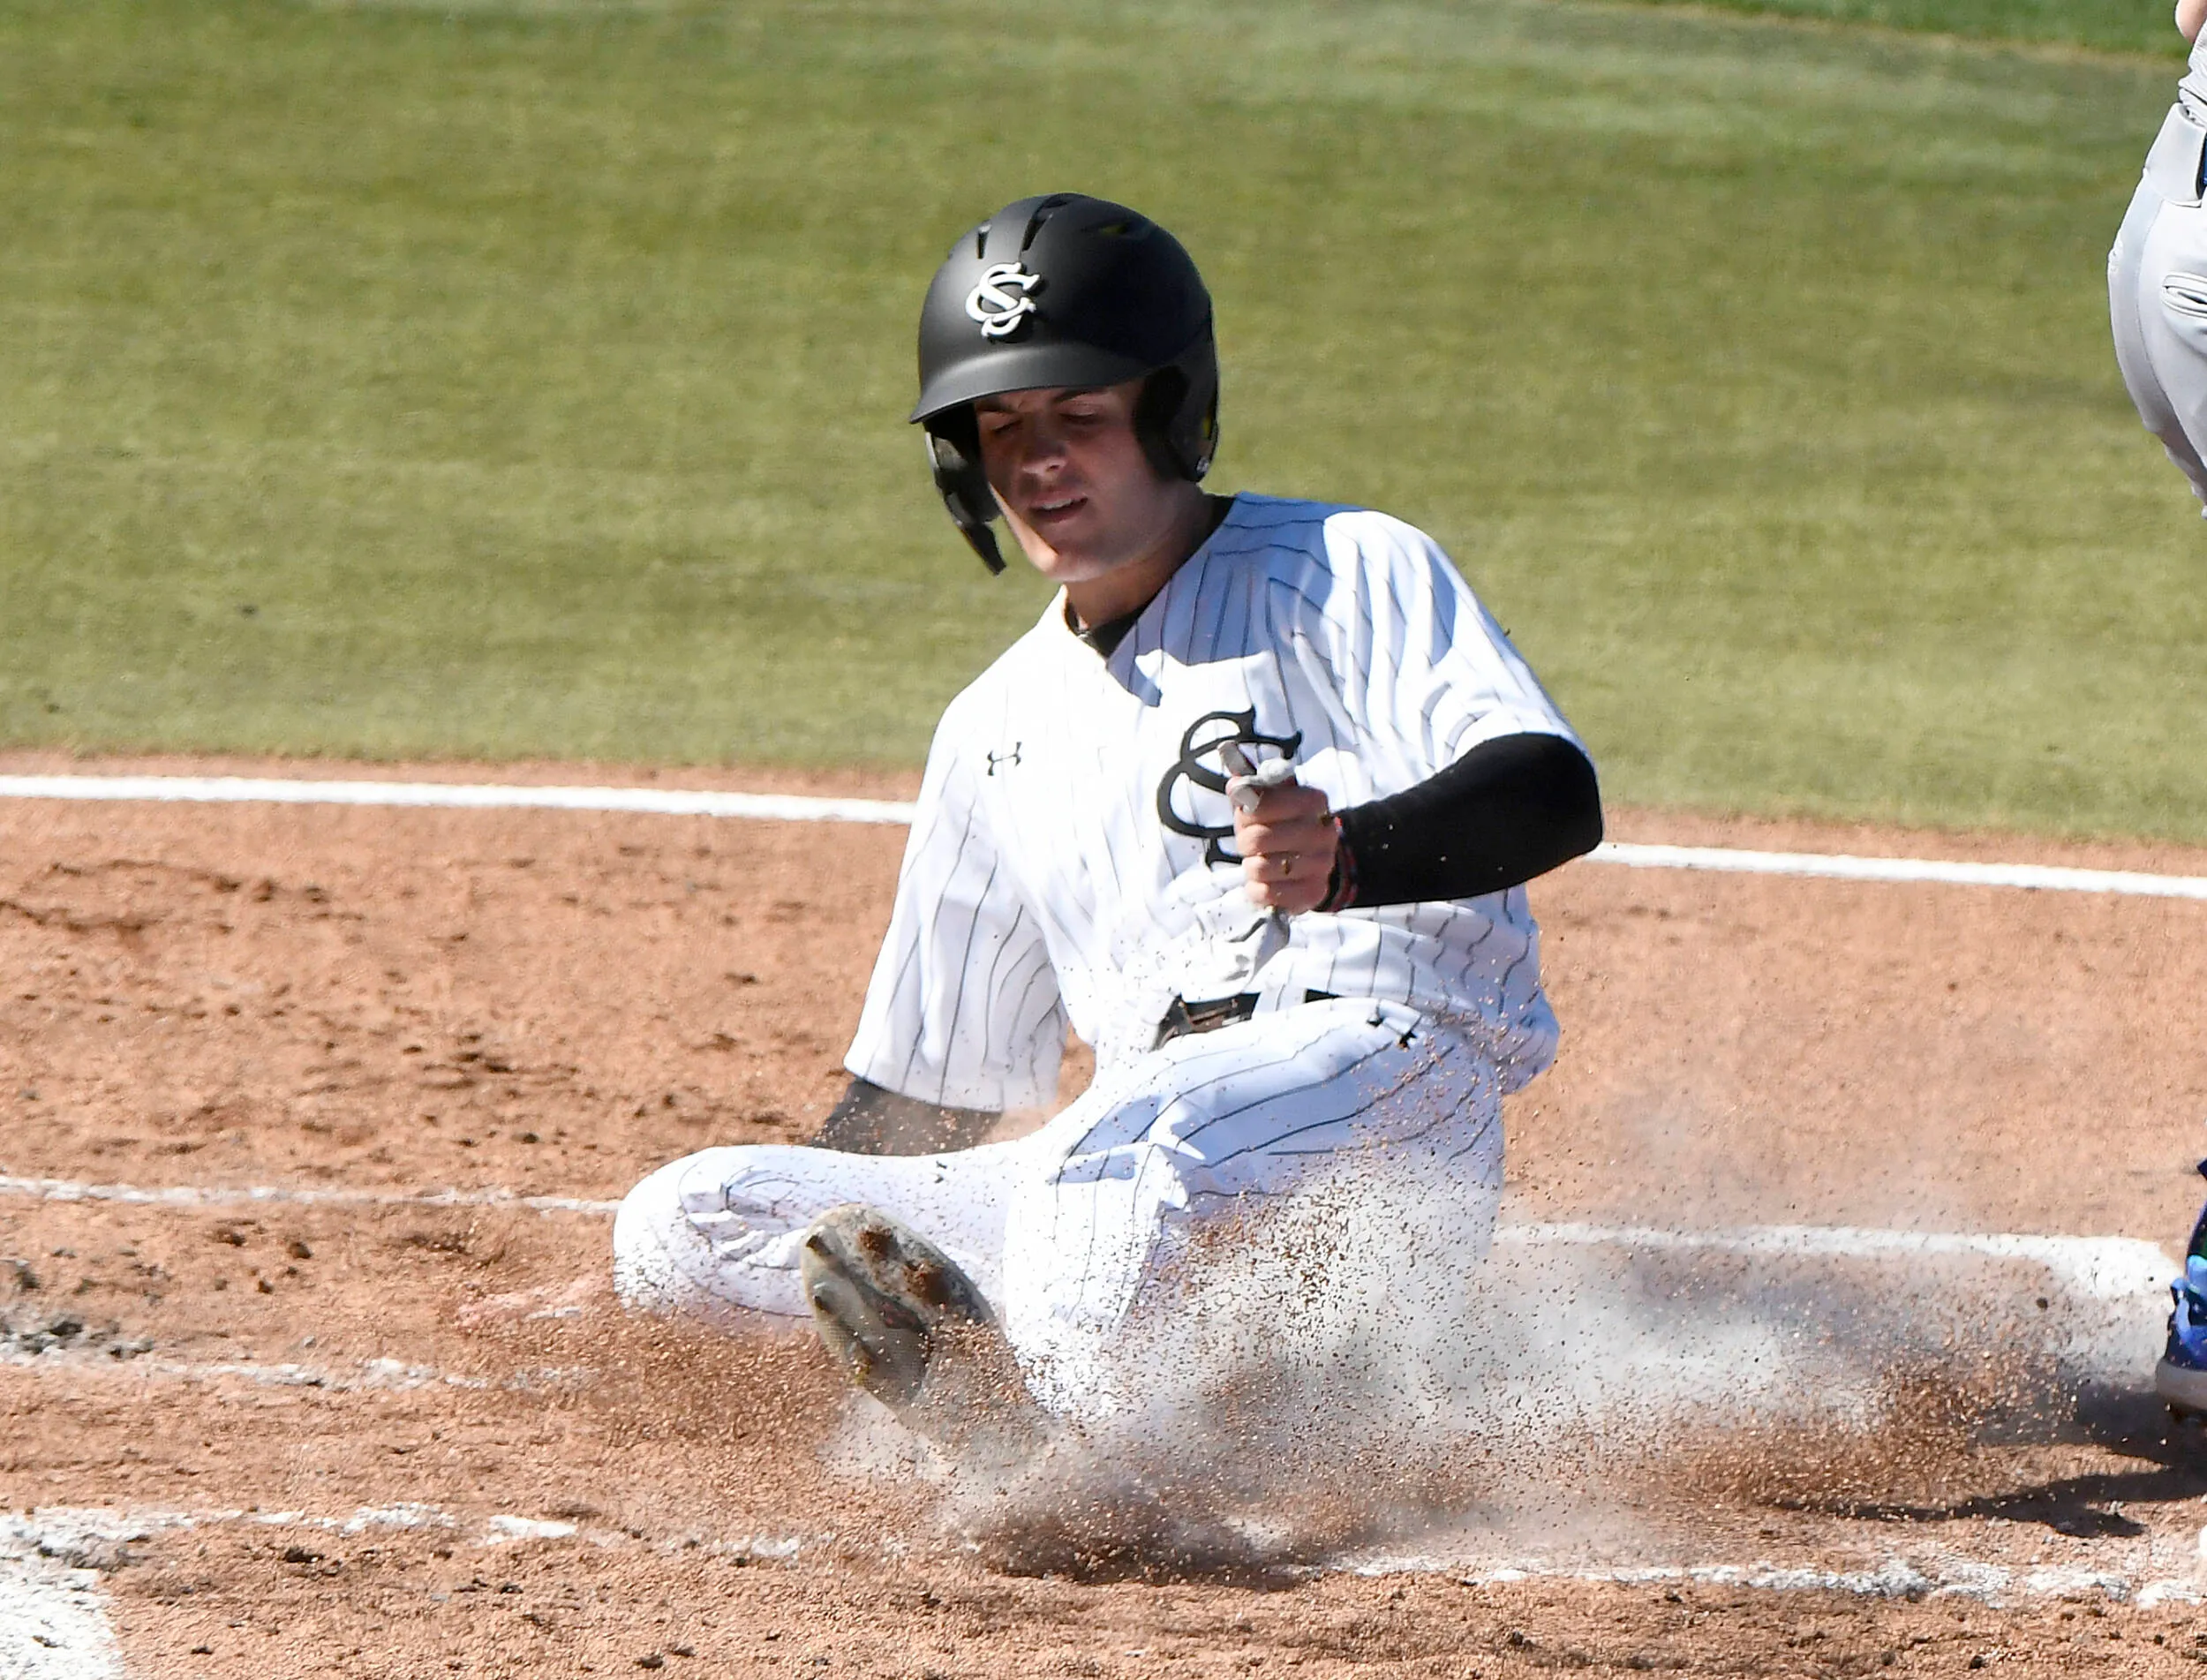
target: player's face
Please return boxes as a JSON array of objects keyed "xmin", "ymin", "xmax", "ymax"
[{"xmin": 973, "ymin": 380, "xmax": 1205, "ymax": 592}]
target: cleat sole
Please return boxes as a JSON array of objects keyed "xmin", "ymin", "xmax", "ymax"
[{"xmin": 2155, "ymin": 1356, "xmax": 2207, "ymax": 1417}]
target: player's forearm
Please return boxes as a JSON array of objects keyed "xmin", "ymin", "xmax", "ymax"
[
  {"xmin": 1331, "ymin": 733, "xmax": 1601, "ymax": 908},
  {"xmin": 810, "ymin": 1075, "xmax": 1000, "ymax": 1156}
]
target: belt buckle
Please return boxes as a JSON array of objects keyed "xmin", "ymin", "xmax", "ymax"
[{"xmin": 1153, "ymin": 991, "xmax": 1257, "ymax": 1048}]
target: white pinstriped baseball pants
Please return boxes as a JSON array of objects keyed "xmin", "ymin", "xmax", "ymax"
[{"xmin": 611, "ymin": 997, "xmax": 1503, "ymax": 1418}]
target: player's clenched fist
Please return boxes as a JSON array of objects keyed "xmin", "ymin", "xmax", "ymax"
[{"xmin": 1228, "ymin": 772, "xmax": 1343, "ymax": 915}]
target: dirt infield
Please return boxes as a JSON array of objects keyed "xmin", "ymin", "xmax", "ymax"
[{"xmin": 7, "ymin": 754, "xmax": 2207, "ymax": 1676}]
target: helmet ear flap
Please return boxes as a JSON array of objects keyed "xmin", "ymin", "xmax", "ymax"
[
  {"xmin": 1134, "ymin": 368, "xmax": 1187, "ymax": 483},
  {"xmin": 1134, "ymin": 334, "xmax": 1220, "ymax": 483},
  {"xmin": 923, "ymin": 409, "xmax": 1006, "ymax": 575}
]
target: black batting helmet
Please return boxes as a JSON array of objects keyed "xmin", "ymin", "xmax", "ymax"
[{"xmin": 912, "ymin": 193, "xmax": 1218, "ymax": 573}]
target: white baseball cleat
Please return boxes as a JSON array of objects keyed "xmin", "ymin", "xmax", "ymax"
[{"xmin": 798, "ymin": 1203, "xmax": 1044, "ymax": 1453}]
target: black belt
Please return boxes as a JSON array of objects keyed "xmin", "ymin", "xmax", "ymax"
[{"xmin": 1155, "ymin": 989, "xmax": 1335, "ymax": 1048}]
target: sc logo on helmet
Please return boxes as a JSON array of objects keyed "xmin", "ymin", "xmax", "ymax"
[{"xmin": 964, "ymin": 263, "xmax": 1043, "ymax": 339}]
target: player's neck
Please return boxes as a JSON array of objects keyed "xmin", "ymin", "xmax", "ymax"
[{"xmin": 1061, "ymin": 493, "xmax": 1231, "ymax": 631}]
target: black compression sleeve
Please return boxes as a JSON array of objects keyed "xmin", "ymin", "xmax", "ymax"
[
  {"xmin": 1332, "ymin": 734, "xmax": 1602, "ymax": 908},
  {"xmin": 810, "ymin": 1076, "xmax": 1000, "ymax": 1156}
]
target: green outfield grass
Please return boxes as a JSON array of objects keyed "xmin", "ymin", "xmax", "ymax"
[
  {"xmin": 1637, "ymin": 0, "xmax": 2187, "ymax": 57},
  {"xmin": 3, "ymin": 0, "xmax": 2200, "ymax": 840}
]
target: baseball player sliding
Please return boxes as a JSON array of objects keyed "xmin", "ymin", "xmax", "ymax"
[
  {"xmin": 2114, "ymin": 4, "xmax": 2207, "ymax": 1418},
  {"xmin": 612, "ymin": 194, "xmax": 1603, "ymax": 1436}
]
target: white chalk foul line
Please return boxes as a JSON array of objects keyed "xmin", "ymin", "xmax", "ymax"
[
  {"xmin": 0, "ymin": 772, "xmax": 917, "ymax": 826},
  {"xmin": 1, "ymin": 1500, "xmax": 2193, "ymax": 1608},
  {"xmin": 2, "ymin": 772, "xmax": 2205, "ymax": 900},
  {"xmin": 1593, "ymin": 840, "xmax": 2207, "ymax": 902}
]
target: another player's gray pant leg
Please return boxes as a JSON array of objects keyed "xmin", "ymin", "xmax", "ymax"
[
  {"xmin": 2112, "ymin": 102, "xmax": 2207, "ymax": 509},
  {"xmin": 612, "ymin": 1141, "xmax": 1021, "ymax": 1326},
  {"xmin": 998, "ymin": 998, "xmax": 1504, "ymax": 1416}
]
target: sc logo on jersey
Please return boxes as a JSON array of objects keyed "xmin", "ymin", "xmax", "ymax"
[
  {"xmin": 965, "ymin": 263, "xmax": 1043, "ymax": 339},
  {"xmin": 1156, "ymin": 709, "xmax": 1302, "ymax": 867}
]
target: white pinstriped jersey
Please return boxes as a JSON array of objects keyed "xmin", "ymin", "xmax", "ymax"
[{"xmin": 844, "ymin": 493, "xmax": 1586, "ymax": 1111}]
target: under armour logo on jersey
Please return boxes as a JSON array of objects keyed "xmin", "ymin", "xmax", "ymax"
[
  {"xmin": 965, "ymin": 263, "xmax": 1043, "ymax": 338},
  {"xmin": 1156, "ymin": 709, "xmax": 1303, "ymax": 867},
  {"xmin": 986, "ymin": 744, "xmax": 1021, "ymax": 776}
]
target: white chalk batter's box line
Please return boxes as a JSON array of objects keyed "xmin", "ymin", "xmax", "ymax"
[
  {"xmin": 0, "ymin": 1497, "xmax": 2197, "ymax": 1610},
  {"xmin": 0, "ymin": 772, "xmax": 2203, "ymax": 900}
]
